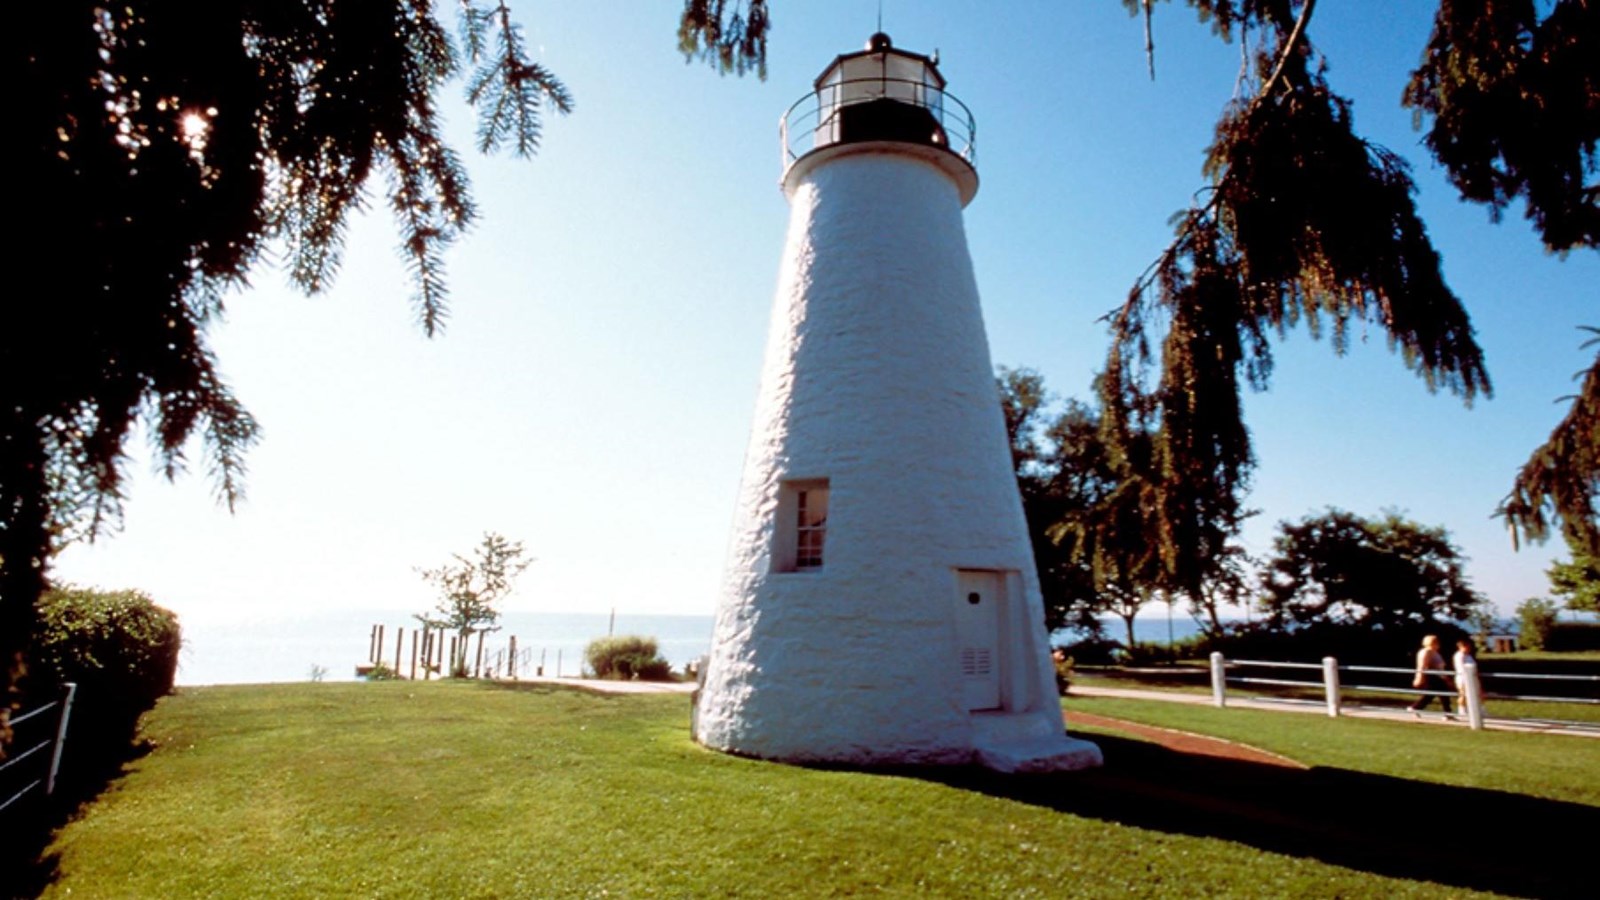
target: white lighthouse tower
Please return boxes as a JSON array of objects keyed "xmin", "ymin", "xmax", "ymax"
[{"xmin": 695, "ymin": 34, "xmax": 1101, "ymax": 773}]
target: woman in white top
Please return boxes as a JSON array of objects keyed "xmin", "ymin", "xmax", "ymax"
[{"xmin": 1452, "ymin": 638, "xmax": 1478, "ymax": 715}]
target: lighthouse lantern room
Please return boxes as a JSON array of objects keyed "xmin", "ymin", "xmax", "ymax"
[{"xmin": 695, "ymin": 33, "xmax": 1102, "ymax": 773}]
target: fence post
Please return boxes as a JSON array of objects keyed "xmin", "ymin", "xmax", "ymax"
[
  {"xmin": 508, "ymin": 636, "xmax": 518, "ymax": 680},
  {"xmin": 1209, "ymin": 652, "xmax": 1226, "ymax": 708},
  {"xmin": 394, "ymin": 627, "xmax": 404, "ymax": 673},
  {"xmin": 556, "ymin": 649, "xmax": 562, "ymax": 678},
  {"xmin": 410, "ymin": 631, "xmax": 419, "ymax": 681},
  {"xmin": 46, "ymin": 682, "xmax": 78, "ymax": 796},
  {"xmin": 1321, "ymin": 656, "xmax": 1341, "ymax": 717},
  {"xmin": 1462, "ymin": 660, "xmax": 1485, "ymax": 730}
]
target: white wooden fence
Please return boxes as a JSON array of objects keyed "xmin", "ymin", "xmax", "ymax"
[{"xmin": 1207, "ymin": 653, "xmax": 1599, "ymax": 731}]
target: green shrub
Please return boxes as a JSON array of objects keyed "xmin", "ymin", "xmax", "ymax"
[
  {"xmin": 584, "ymin": 635, "xmax": 675, "ymax": 681},
  {"xmin": 23, "ymin": 586, "xmax": 181, "ymax": 793},
  {"xmin": 1516, "ymin": 597, "xmax": 1559, "ymax": 650},
  {"xmin": 365, "ymin": 663, "xmax": 398, "ymax": 681},
  {"xmin": 1055, "ymin": 635, "xmax": 1123, "ymax": 666}
]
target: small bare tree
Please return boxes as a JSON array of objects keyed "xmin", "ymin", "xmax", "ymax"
[{"xmin": 417, "ymin": 533, "xmax": 531, "ymax": 677}]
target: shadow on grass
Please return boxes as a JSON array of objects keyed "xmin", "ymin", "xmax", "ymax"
[
  {"xmin": 907, "ymin": 734, "xmax": 1597, "ymax": 899},
  {"xmin": 6, "ymin": 737, "xmax": 157, "ymax": 899}
]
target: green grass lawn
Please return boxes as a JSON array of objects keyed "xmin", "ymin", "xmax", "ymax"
[
  {"xmin": 31, "ymin": 682, "xmax": 1600, "ymax": 898},
  {"xmin": 1063, "ymin": 695, "xmax": 1600, "ymax": 806},
  {"xmin": 1488, "ymin": 650, "xmax": 1600, "ymax": 663}
]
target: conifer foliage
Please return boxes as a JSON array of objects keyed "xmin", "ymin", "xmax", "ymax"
[
  {"xmin": 1501, "ymin": 328, "xmax": 1600, "ymax": 553},
  {"xmin": 1106, "ymin": 0, "xmax": 1596, "ymax": 592},
  {"xmin": 1106, "ymin": 0, "xmax": 1490, "ymax": 595},
  {"xmin": 678, "ymin": 0, "xmax": 772, "ymax": 79},
  {"xmin": 4, "ymin": 2, "xmax": 570, "ymax": 717},
  {"xmin": 1403, "ymin": 0, "xmax": 1599, "ymax": 253}
]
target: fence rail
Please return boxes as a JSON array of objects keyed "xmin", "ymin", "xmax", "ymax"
[
  {"xmin": 0, "ymin": 683, "xmax": 77, "ymax": 815},
  {"xmin": 1209, "ymin": 654, "xmax": 1598, "ymax": 731}
]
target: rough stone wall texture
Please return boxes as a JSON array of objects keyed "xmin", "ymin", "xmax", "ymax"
[{"xmin": 697, "ymin": 149, "xmax": 1092, "ymax": 767}]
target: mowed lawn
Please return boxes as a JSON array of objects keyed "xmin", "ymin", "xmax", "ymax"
[{"xmin": 34, "ymin": 682, "xmax": 1600, "ymax": 898}]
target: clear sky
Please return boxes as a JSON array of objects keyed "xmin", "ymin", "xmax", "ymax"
[{"xmin": 54, "ymin": 2, "xmax": 1597, "ymax": 628}]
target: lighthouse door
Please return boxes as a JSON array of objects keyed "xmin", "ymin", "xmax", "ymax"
[{"xmin": 955, "ymin": 570, "xmax": 1003, "ymax": 710}]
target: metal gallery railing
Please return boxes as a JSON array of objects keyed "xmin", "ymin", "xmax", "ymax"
[{"xmin": 780, "ymin": 76, "xmax": 977, "ymax": 171}]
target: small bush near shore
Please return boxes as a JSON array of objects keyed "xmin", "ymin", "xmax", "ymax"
[{"xmin": 585, "ymin": 635, "xmax": 674, "ymax": 681}]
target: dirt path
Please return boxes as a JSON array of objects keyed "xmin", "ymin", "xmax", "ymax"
[{"xmin": 1065, "ymin": 710, "xmax": 1308, "ymax": 769}]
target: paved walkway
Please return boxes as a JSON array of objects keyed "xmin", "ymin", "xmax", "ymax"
[
  {"xmin": 506, "ymin": 677, "xmax": 1597, "ymax": 738},
  {"xmin": 1069, "ymin": 685, "xmax": 1600, "ymax": 738},
  {"xmin": 514, "ymin": 675, "xmax": 697, "ymax": 694}
]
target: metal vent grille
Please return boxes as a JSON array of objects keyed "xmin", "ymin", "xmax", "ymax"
[{"xmin": 960, "ymin": 648, "xmax": 993, "ymax": 677}]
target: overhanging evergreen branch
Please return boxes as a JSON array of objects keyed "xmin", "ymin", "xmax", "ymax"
[
  {"xmin": 1099, "ymin": 0, "xmax": 1491, "ymax": 595},
  {"xmin": 1501, "ymin": 329, "xmax": 1600, "ymax": 555}
]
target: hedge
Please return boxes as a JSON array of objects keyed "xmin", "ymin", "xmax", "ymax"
[
  {"xmin": 23, "ymin": 586, "xmax": 181, "ymax": 786},
  {"xmin": 1544, "ymin": 622, "xmax": 1600, "ymax": 652}
]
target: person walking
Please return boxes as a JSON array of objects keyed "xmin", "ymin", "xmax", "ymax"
[{"xmin": 1408, "ymin": 634, "xmax": 1453, "ymax": 716}]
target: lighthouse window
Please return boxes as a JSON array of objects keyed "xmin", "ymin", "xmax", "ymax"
[
  {"xmin": 773, "ymin": 478, "xmax": 830, "ymax": 573},
  {"xmin": 796, "ymin": 487, "xmax": 829, "ymax": 569}
]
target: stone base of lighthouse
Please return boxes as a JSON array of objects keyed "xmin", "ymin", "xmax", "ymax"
[
  {"xmin": 691, "ymin": 563, "xmax": 1102, "ymax": 772},
  {"xmin": 692, "ymin": 150, "xmax": 1101, "ymax": 774}
]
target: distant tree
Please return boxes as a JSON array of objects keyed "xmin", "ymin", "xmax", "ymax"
[
  {"xmin": 5, "ymin": 1, "xmax": 571, "ymax": 717},
  {"xmin": 1188, "ymin": 541, "xmax": 1255, "ymax": 636},
  {"xmin": 1259, "ymin": 509, "xmax": 1488, "ymax": 631},
  {"xmin": 999, "ymin": 368, "xmax": 1249, "ymax": 648},
  {"xmin": 416, "ymin": 533, "xmax": 531, "ymax": 676},
  {"xmin": 998, "ymin": 368, "xmax": 1103, "ymax": 637},
  {"xmin": 1044, "ymin": 394, "xmax": 1167, "ymax": 653},
  {"xmin": 1547, "ymin": 534, "xmax": 1600, "ymax": 613},
  {"xmin": 1515, "ymin": 596, "xmax": 1560, "ymax": 651}
]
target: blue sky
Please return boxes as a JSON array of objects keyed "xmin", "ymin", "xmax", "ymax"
[{"xmin": 55, "ymin": 2, "xmax": 1597, "ymax": 627}]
